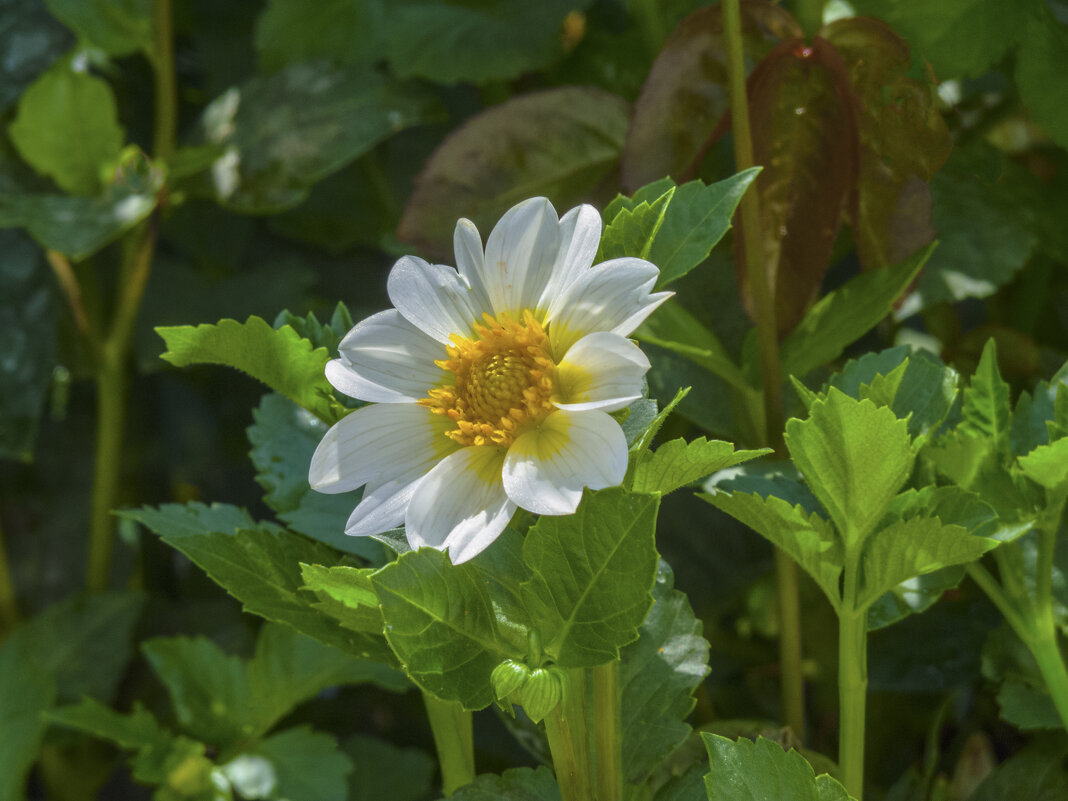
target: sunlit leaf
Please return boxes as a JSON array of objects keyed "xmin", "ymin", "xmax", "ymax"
[
  {"xmin": 632, "ymin": 437, "xmax": 770, "ymax": 495},
  {"xmin": 598, "ymin": 185, "xmax": 675, "ymax": 262},
  {"xmin": 703, "ymin": 735, "xmax": 854, "ymax": 801},
  {"xmin": 959, "ymin": 339, "xmax": 1012, "ymax": 458},
  {"xmin": 1017, "ymin": 437, "xmax": 1068, "ymax": 491}
]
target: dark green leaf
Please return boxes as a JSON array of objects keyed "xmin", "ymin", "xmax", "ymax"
[
  {"xmin": 345, "ymin": 735, "xmax": 435, "ymax": 801},
  {"xmin": 521, "ymin": 488, "xmax": 660, "ymax": 667},
  {"xmin": 0, "ymin": 636, "xmax": 57, "ymax": 801},
  {"xmin": 970, "ymin": 736, "xmax": 1068, "ymax": 801},
  {"xmin": 157, "ymin": 316, "xmax": 338, "ymax": 423},
  {"xmin": 8, "ymin": 58, "xmax": 124, "ymax": 195},
  {"xmin": 636, "ymin": 303, "xmax": 750, "ymax": 393},
  {"xmin": 703, "ymin": 735, "xmax": 854, "ymax": 801},
  {"xmin": 437, "ymin": 766, "xmax": 561, "ymax": 801},
  {"xmin": 632, "ymin": 437, "xmax": 770, "ymax": 495},
  {"xmin": 250, "ymin": 726, "xmax": 353, "ymax": 801},
  {"xmin": 255, "ymin": 0, "xmax": 384, "ymax": 71},
  {"xmin": 0, "ymin": 0, "xmax": 72, "ymax": 114},
  {"xmin": 45, "ymin": 0, "xmax": 153, "ymax": 56},
  {"xmin": 47, "ymin": 698, "xmax": 169, "ymax": 752},
  {"xmin": 1016, "ymin": 6, "xmax": 1068, "ymax": 150},
  {"xmin": 399, "ymin": 86, "xmax": 629, "ymax": 259}
]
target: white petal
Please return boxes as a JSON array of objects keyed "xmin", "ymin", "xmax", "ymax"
[
  {"xmin": 387, "ymin": 255, "xmax": 478, "ymax": 344},
  {"xmin": 345, "ymin": 473, "xmax": 426, "ymax": 537},
  {"xmin": 309, "ymin": 403, "xmax": 456, "ymax": 494},
  {"xmin": 553, "ymin": 332, "xmax": 651, "ymax": 412},
  {"xmin": 405, "ymin": 446, "xmax": 515, "ymax": 563},
  {"xmin": 454, "ymin": 218, "xmax": 493, "ymax": 316},
  {"xmin": 537, "ymin": 204, "xmax": 601, "ymax": 307},
  {"xmin": 481, "ymin": 197, "xmax": 561, "ymax": 317},
  {"xmin": 502, "ymin": 409, "xmax": 627, "ymax": 516},
  {"xmin": 326, "ymin": 310, "xmax": 446, "ymax": 403},
  {"xmin": 546, "ymin": 257, "xmax": 671, "ymax": 355}
]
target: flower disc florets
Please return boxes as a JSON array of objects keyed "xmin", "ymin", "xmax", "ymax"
[{"xmin": 422, "ymin": 311, "xmax": 555, "ymax": 447}]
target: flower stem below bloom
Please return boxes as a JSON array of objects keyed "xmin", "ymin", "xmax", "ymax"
[
  {"xmin": 592, "ymin": 661, "xmax": 622, "ymax": 801},
  {"xmin": 544, "ymin": 668, "xmax": 594, "ymax": 801},
  {"xmin": 422, "ymin": 692, "xmax": 475, "ymax": 795}
]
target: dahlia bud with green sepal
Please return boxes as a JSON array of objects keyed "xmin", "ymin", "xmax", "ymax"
[
  {"xmin": 491, "ymin": 659, "xmax": 531, "ymax": 700},
  {"xmin": 519, "ymin": 666, "xmax": 564, "ymax": 723}
]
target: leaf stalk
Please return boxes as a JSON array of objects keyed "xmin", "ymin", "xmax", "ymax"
[{"xmin": 422, "ymin": 693, "xmax": 476, "ymax": 795}]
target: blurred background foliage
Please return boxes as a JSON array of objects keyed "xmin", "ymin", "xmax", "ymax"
[{"xmin": 1, "ymin": 0, "xmax": 1068, "ymax": 799}]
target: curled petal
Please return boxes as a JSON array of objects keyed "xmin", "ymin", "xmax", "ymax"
[
  {"xmin": 554, "ymin": 332, "xmax": 650, "ymax": 412},
  {"xmin": 387, "ymin": 255, "xmax": 479, "ymax": 344}
]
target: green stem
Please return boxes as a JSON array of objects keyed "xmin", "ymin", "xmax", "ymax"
[
  {"xmin": 86, "ymin": 352, "xmax": 128, "ymax": 592},
  {"xmin": 152, "ymin": 0, "xmax": 177, "ymax": 160},
  {"xmin": 422, "ymin": 693, "xmax": 475, "ymax": 795},
  {"xmin": 632, "ymin": 0, "xmax": 666, "ymax": 57},
  {"xmin": 1029, "ymin": 623, "xmax": 1068, "ymax": 733},
  {"xmin": 838, "ymin": 608, "xmax": 868, "ymax": 800},
  {"xmin": 723, "ymin": 0, "xmax": 804, "ymax": 738},
  {"xmin": 544, "ymin": 669, "xmax": 593, "ymax": 801},
  {"xmin": 0, "ymin": 514, "xmax": 19, "ymax": 634},
  {"xmin": 592, "ymin": 662, "xmax": 622, "ymax": 801},
  {"xmin": 966, "ymin": 562, "xmax": 1030, "ymax": 636}
]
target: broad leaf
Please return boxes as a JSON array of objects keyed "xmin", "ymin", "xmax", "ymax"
[
  {"xmin": 703, "ymin": 735, "xmax": 854, "ymax": 801},
  {"xmin": 632, "ymin": 437, "xmax": 771, "ymax": 495},
  {"xmin": 8, "ymin": 58, "xmax": 124, "ymax": 195},
  {"xmin": 0, "ymin": 0, "xmax": 72, "ymax": 114},
  {"xmin": 157, "ymin": 316, "xmax": 338, "ymax": 423},
  {"xmin": 970, "ymin": 734, "xmax": 1068, "ymax": 801},
  {"xmin": 1016, "ymin": 5, "xmax": 1068, "ymax": 150},
  {"xmin": 45, "ymin": 0, "xmax": 153, "ymax": 56},
  {"xmin": 598, "ymin": 186, "xmax": 675, "ymax": 262},
  {"xmin": 779, "ymin": 243, "xmax": 933, "ymax": 380},
  {"xmin": 1017, "ymin": 437, "xmax": 1068, "ymax": 491},
  {"xmin": 438, "ymin": 766, "xmax": 561, "ymax": 801},
  {"xmin": 249, "ymin": 726, "xmax": 353, "ymax": 801},
  {"xmin": 784, "ymin": 389, "xmax": 915, "ymax": 547},
  {"xmin": 254, "ymin": 0, "xmax": 385, "ymax": 71},
  {"xmin": 0, "ymin": 636, "xmax": 57, "ymax": 801},
  {"xmin": 636, "ymin": 303, "xmax": 750, "ymax": 393},
  {"xmin": 399, "ymin": 86, "xmax": 629, "ymax": 259},
  {"xmin": 620, "ymin": 561, "xmax": 710, "ymax": 798},
  {"xmin": 345, "ymin": 735, "xmax": 435, "ymax": 801},
  {"xmin": 47, "ymin": 698, "xmax": 169, "ymax": 752},
  {"xmin": 300, "ymin": 564, "xmax": 384, "ymax": 636},
  {"xmin": 521, "ymin": 488, "xmax": 660, "ymax": 667}
]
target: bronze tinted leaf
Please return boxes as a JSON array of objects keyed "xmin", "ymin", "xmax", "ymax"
[
  {"xmin": 399, "ymin": 86, "xmax": 629, "ymax": 259},
  {"xmin": 736, "ymin": 37, "xmax": 858, "ymax": 338},
  {"xmin": 821, "ymin": 16, "xmax": 952, "ymax": 270},
  {"xmin": 621, "ymin": 0, "xmax": 800, "ymax": 191}
]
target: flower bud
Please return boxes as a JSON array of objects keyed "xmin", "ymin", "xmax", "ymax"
[
  {"xmin": 491, "ymin": 659, "xmax": 531, "ymax": 700},
  {"xmin": 520, "ymin": 667, "xmax": 564, "ymax": 723}
]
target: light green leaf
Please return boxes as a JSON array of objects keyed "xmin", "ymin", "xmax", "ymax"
[
  {"xmin": 345, "ymin": 735, "xmax": 435, "ymax": 801},
  {"xmin": 372, "ymin": 546, "xmax": 524, "ymax": 709},
  {"xmin": 437, "ymin": 766, "xmax": 561, "ymax": 801},
  {"xmin": 857, "ymin": 516, "xmax": 996, "ymax": 611},
  {"xmin": 701, "ymin": 490, "xmax": 842, "ymax": 607},
  {"xmin": 45, "ymin": 0, "xmax": 153, "ymax": 56},
  {"xmin": 779, "ymin": 244, "xmax": 933, "ymax": 379},
  {"xmin": 521, "ymin": 488, "xmax": 660, "ymax": 667},
  {"xmin": 703, "ymin": 735, "xmax": 854, "ymax": 801},
  {"xmin": 0, "ymin": 637, "xmax": 57, "ymax": 801},
  {"xmin": 635, "ymin": 303, "xmax": 750, "ymax": 393},
  {"xmin": 620, "ymin": 562, "xmax": 710, "ymax": 798},
  {"xmin": 597, "ymin": 186, "xmax": 675, "ymax": 262},
  {"xmin": 8, "ymin": 58, "xmax": 124, "ymax": 195},
  {"xmin": 784, "ymin": 389, "xmax": 915, "ymax": 548},
  {"xmin": 1017, "ymin": 437, "xmax": 1068, "ymax": 491},
  {"xmin": 250, "ymin": 726, "xmax": 353, "ymax": 801},
  {"xmin": 300, "ymin": 564, "xmax": 384, "ymax": 636},
  {"xmin": 960, "ymin": 339, "xmax": 1012, "ymax": 457},
  {"xmin": 255, "ymin": 0, "xmax": 384, "ymax": 71},
  {"xmin": 121, "ymin": 503, "xmax": 394, "ymax": 663},
  {"xmin": 632, "ymin": 437, "xmax": 771, "ymax": 495},
  {"xmin": 603, "ymin": 177, "xmax": 676, "ymax": 222},
  {"xmin": 157, "ymin": 316, "xmax": 338, "ymax": 423}
]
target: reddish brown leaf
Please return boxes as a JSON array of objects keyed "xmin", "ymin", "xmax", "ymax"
[
  {"xmin": 735, "ymin": 37, "xmax": 859, "ymax": 338},
  {"xmin": 621, "ymin": 0, "xmax": 800, "ymax": 192},
  {"xmin": 821, "ymin": 16, "xmax": 952, "ymax": 270},
  {"xmin": 398, "ymin": 86, "xmax": 629, "ymax": 260}
]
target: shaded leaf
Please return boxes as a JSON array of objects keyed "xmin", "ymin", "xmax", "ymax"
[
  {"xmin": 254, "ymin": 0, "xmax": 384, "ymax": 71},
  {"xmin": 521, "ymin": 488, "xmax": 660, "ymax": 667},
  {"xmin": 703, "ymin": 735, "xmax": 854, "ymax": 801},
  {"xmin": 399, "ymin": 86, "xmax": 629, "ymax": 259},
  {"xmin": 970, "ymin": 734, "xmax": 1068, "ymax": 801},
  {"xmin": 636, "ymin": 302, "xmax": 750, "ymax": 393},
  {"xmin": 345, "ymin": 735, "xmax": 435, "ymax": 801},
  {"xmin": 0, "ymin": 0, "xmax": 72, "ymax": 114},
  {"xmin": 1016, "ymin": 5, "xmax": 1068, "ymax": 150},
  {"xmin": 45, "ymin": 0, "xmax": 153, "ymax": 56},
  {"xmin": 439, "ymin": 767, "xmax": 561, "ymax": 801},
  {"xmin": 250, "ymin": 726, "xmax": 352, "ymax": 801},
  {"xmin": 0, "ymin": 636, "xmax": 57, "ymax": 801},
  {"xmin": 632, "ymin": 437, "xmax": 770, "ymax": 495},
  {"xmin": 47, "ymin": 698, "xmax": 169, "ymax": 752}
]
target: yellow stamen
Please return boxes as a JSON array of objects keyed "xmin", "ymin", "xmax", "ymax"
[{"xmin": 419, "ymin": 310, "xmax": 556, "ymax": 447}]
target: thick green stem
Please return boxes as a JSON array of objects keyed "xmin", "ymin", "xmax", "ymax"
[
  {"xmin": 544, "ymin": 669, "xmax": 593, "ymax": 801},
  {"xmin": 723, "ymin": 0, "xmax": 804, "ymax": 738},
  {"xmin": 86, "ymin": 353, "xmax": 128, "ymax": 592},
  {"xmin": 152, "ymin": 0, "xmax": 177, "ymax": 160},
  {"xmin": 1029, "ymin": 624, "xmax": 1068, "ymax": 733},
  {"xmin": 0, "ymin": 514, "xmax": 19, "ymax": 634},
  {"xmin": 592, "ymin": 661, "xmax": 622, "ymax": 801},
  {"xmin": 838, "ymin": 609, "xmax": 868, "ymax": 800},
  {"xmin": 422, "ymin": 693, "xmax": 475, "ymax": 795}
]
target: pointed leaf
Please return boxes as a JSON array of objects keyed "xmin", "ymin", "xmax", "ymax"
[
  {"xmin": 632, "ymin": 437, "xmax": 770, "ymax": 495},
  {"xmin": 300, "ymin": 564, "xmax": 384, "ymax": 636},
  {"xmin": 703, "ymin": 735, "xmax": 854, "ymax": 801},
  {"xmin": 1017, "ymin": 437, "xmax": 1068, "ymax": 491},
  {"xmin": 597, "ymin": 186, "xmax": 675, "ymax": 262},
  {"xmin": 960, "ymin": 339, "xmax": 1012, "ymax": 457},
  {"xmin": 521, "ymin": 488, "xmax": 660, "ymax": 667},
  {"xmin": 45, "ymin": 0, "xmax": 153, "ymax": 56},
  {"xmin": 636, "ymin": 303, "xmax": 750, "ymax": 393}
]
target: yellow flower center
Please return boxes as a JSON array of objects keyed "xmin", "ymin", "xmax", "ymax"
[{"xmin": 420, "ymin": 310, "xmax": 556, "ymax": 447}]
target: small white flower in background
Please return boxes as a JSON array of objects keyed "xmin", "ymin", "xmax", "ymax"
[{"xmin": 309, "ymin": 197, "xmax": 670, "ymax": 563}]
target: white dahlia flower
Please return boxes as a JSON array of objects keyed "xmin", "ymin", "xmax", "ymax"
[{"xmin": 309, "ymin": 197, "xmax": 670, "ymax": 563}]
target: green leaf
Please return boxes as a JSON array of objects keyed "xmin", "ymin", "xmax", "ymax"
[
  {"xmin": 157, "ymin": 316, "xmax": 338, "ymax": 423},
  {"xmin": 701, "ymin": 490, "xmax": 842, "ymax": 606},
  {"xmin": 857, "ymin": 516, "xmax": 996, "ymax": 611},
  {"xmin": 0, "ymin": 0, "xmax": 72, "ymax": 114},
  {"xmin": 636, "ymin": 303, "xmax": 750, "ymax": 393},
  {"xmin": 0, "ymin": 230, "xmax": 56, "ymax": 460},
  {"xmin": 619, "ymin": 561, "xmax": 710, "ymax": 797},
  {"xmin": 632, "ymin": 437, "xmax": 771, "ymax": 495},
  {"xmin": 8, "ymin": 58, "xmax": 124, "ymax": 195},
  {"xmin": 300, "ymin": 564, "xmax": 384, "ymax": 636},
  {"xmin": 45, "ymin": 0, "xmax": 153, "ymax": 56},
  {"xmin": 995, "ymin": 680, "xmax": 1063, "ymax": 731},
  {"xmin": 399, "ymin": 86, "xmax": 629, "ymax": 259},
  {"xmin": 372, "ymin": 546, "xmax": 524, "ymax": 709},
  {"xmin": 47, "ymin": 697, "xmax": 169, "ymax": 753},
  {"xmin": 249, "ymin": 726, "xmax": 353, "ymax": 801},
  {"xmin": 779, "ymin": 244, "xmax": 934, "ymax": 379},
  {"xmin": 960, "ymin": 340, "xmax": 1012, "ymax": 457},
  {"xmin": 521, "ymin": 488, "xmax": 660, "ymax": 667},
  {"xmin": 703, "ymin": 735, "xmax": 854, "ymax": 801},
  {"xmin": 195, "ymin": 64, "xmax": 440, "ymax": 213},
  {"xmin": 254, "ymin": 0, "xmax": 384, "ymax": 72},
  {"xmin": 597, "ymin": 186, "xmax": 675, "ymax": 262},
  {"xmin": 1017, "ymin": 437, "xmax": 1068, "ymax": 491},
  {"xmin": 0, "ymin": 636, "xmax": 57, "ymax": 801},
  {"xmin": 438, "ymin": 766, "xmax": 562, "ymax": 801},
  {"xmin": 784, "ymin": 389, "xmax": 915, "ymax": 547},
  {"xmin": 383, "ymin": 0, "xmax": 587, "ymax": 85},
  {"xmin": 345, "ymin": 735, "xmax": 435, "ymax": 801},
  {"xmin": 1016, "ymin": 5, "xmax": 1068, "ymax": 151},
  {"xmin": 970, "ymin": 736, "xmax": 1068, "ymax": 801},
  {"xmin": 121, "ymin": 503, "xmax": 394, "ymax": 663}
]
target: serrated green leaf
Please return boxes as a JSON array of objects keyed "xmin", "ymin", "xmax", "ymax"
[
  {"xmin": 701, "ymin": 490, "xmax": 842, "ymax": 607},
  {"xmin": 121, "ymin": 503, "xmax": 394, "ymax": 663},
  {"xmin": 8, "ymin": 58, "xmax": 124, "ymax": 195},
  {"xmin": 300, "ymin": 564, "xmax": 384, "ymax": 635},
  {"xmin": 632, "ymin": 437, "xmax": 770, "ymax": 495},
  {"xmin": 779, "ymin": 244, "xmax": 933, "ymax": 380},
  {"xmin": 157, "ymin": 317, "xmax": 338, "ymax": 423},
  {"xmin": 521, "ymin": 488, "xmax": 660, "ymax": 667},
  {"xmin": 785, "ymin": 389, "xmax": 915, "ymax": 547},
  {"xmin": 603, "ymin": 177, "xmax": 676, "ymax": 222},
  {"xmin": 0, "ymin": 636, "xmax": 57, "ymax": 801},
  {"xmin": 620, "ymin": 561, "xmax": 710, "ymax": 797},
  {"xmin": 597, "ymin": 186, "xmax": 675, "ymax": 262},
  {"xmin": 345, "ymin": 734, "xmax": 435, "ymax": 801},
  {"xmin": 255, "ymin": 0, "xmax": 384, "ymax": 72},
  {"xmin": 970, "ymin": 729, "xmax": 1068, "ymax": 801},
  {"xmin": 636, "ymin": 303, "xmax": 750, "ymax": 393},
  {"xmin": 249, "ymin": 726, "xmax": 353, "ymax": 801},
  {"xmin": 960, "ymin": 339, "xmax": 1012, "ymax": 457},
  {"xmin": 372, "ymin": 546, "xmax": 523, "ymax": 709},
  {"xmin": 45, "ymin": 0, "xmax": 153, "ymax": 56},
  {"xmin": 703, "ymin": 735, "xmax": 854, "ymax": 801},
  {"xmin": 46, "ymin": 697, "xmax": 169, "ymax": 752},
  {"xmin": 857, "ymin": 516, "xmax": 996, "ymax": 611},
  {"xmin": 995, "ymin": 680, "xmax": 1063, "ymax": 731},
  {"xmin": 1017, "ymin": 437, "xmax": 1068, "ymax": 491},
  {"xmin": 437, "ymin": 766, "xmax": 561, "ymax": 801}
]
